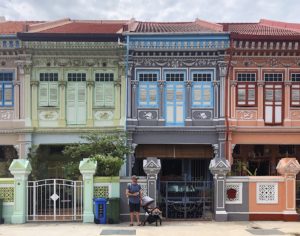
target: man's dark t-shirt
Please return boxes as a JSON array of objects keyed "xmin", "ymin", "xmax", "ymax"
[{"xmin": 127, "ymin": 183, "xmax": 141, "ymax": 204}]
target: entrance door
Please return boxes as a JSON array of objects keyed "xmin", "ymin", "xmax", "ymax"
[
  {"xmin": 165, "ymin": 72, "xmax": 185, "ymax": 126},
  {"xmin": 27, "ymin": 179, "xmax": 83, "ymax": 222},
  {"xmin": 264, "ymin": 83, "xmax": 283, "ymax": 125},
  {"xmin": 67, "ymin": 82, "xmax": 86, "ymax": 125}
]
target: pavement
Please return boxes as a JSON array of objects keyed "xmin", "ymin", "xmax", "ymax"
[{"xmin": 0, "ymin": 221, "xmax": 300, "ymax": 236}]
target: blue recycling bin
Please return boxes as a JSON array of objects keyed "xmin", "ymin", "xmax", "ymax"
[{"xmin": 93, "ymin": 198, "xmax": 107, "ymax": 224}]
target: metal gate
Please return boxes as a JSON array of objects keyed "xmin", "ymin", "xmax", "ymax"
[
  {"xmin": 27, "ymin": 179, "xmax": 83, "ymax": 222},
  {"xmin": 159, "ymin": 181, "xmax": 213, "ymax": 220}
]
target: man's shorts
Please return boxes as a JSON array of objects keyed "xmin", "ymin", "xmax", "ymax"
[{"xmin": 129, "ymin": 202, "xmax": 140, "ymax": 212}]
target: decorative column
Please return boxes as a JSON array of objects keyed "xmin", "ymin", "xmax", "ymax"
[
  {"xmin": 58, "ymin": 81, "xmax": 66, "ymax": 126},
  {"xmin": 9, "ymin": 159, "xmax": 32, "ymax": 224},
  {"xmin": 114, "ymin": 79, "xmax": 122, "ymax": 122},
  {"xmin": 219, "ymin": 64, "xmax": 227, "ymax": 118},
  {"xmin": 127, "ymin": 63, "xmax": 133, "ymax": 119},
  {"xmin": 79, "ymin": 158, "xmax": 97, "ymax": 223},
  {"xmin": 276, "ymin": 157, "xmax": 300, "ymax": 221},
  {"xmin": 24, "ymin": 63, "xmax": 32, "ymax": 127},
  {"xmin": 185, "ymin": 80, "xmax": 192, "ymax": 125},
  {"xmin": 158, "ymin": 81, "xmax": 165, "ymax": 125},
  {"xmin": 86, "ymin": 81, "xmax": 94, "ymax": 127},
  {"xmin": 209, "ymin": 150, "xmax": 231, "ymax": 221},
  {"xmin": 131, "ymin": 80, "xmax": 138, "ymax": 119},
  {"xmin": 30, "ymin": 81, "xmax": 39, "ymax": 127},
  {"xmin": 257, "ymin": 73, "xmax": 265, "ymax": 126},
  {"xmin": 213, "ymin": 80, "xmax": 220, "ymax": 119},
  {"xmin": 16, "ymin": 134, "xmax": 32, "ymax": 159},
  {"xmin": 13, "ymin": 80, "xmax": 21, "ymax": 119},
  {"xmin": 143, "ymin": 157, "xmax": 161, "ymax": 206},
  {"xmin": 230, "ymin": 80, "xmax": 237, "ymax": 121},
  {"xmin": 284, "ymin": 81, "xmax": 292, "ymax": 126}
]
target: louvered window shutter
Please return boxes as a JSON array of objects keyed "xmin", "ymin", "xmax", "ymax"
[
  {"xmin": 104, "ymin": 82, "xmax": 114, "ymax": 106},
  {"xmin": 49, "ymin": 83, "xmax": 58, "ymax": 106},
  {"xmin": 39, "ymin": 82, "xmax": 49, "ymax": 106}
]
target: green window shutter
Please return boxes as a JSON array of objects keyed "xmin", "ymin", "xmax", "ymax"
[
  {"xmin": 95, "ymin": 83, "xmax": 104, "ymax": 106},
  {"xmin": 49, "ymin": 83, "xmax": 58, "ymax": 106},
  {"xmin": 39, "ymin": 82, "xmax": 49, "ymax": 106},
  {"xmin": 77, "ymin": 83, "xmax": 86, "ymax": 124},
  {"xmin": 104, "ymin": 82, "xmax": 114, "ymax": 106},
  {"xmin": 66, "ymin": 83, "xmax": 77, "ymax": 124}
]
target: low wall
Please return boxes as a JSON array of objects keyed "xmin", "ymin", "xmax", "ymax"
[
  {"xmin": 93, "ymin": 176, "xmax": 120, "ymax": 198},
  {"xmin": 225, "ymin": 176, "xmax": 298, "ymax": 221},
  {"xmin": 0, "ymin": 178, "xmax": 14, "ymax": 223}
]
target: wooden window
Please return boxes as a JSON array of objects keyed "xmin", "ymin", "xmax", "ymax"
[
  {"xmin": 236, "ymin": 73, "xmax": 256, "ymax": 106},
  {"xmin": 94, "ymin": 73, "xmax": 114, "ymax": 107},
  {"xmin": 138, "ymin": 71, "xmax": 158, "ymax": 108},
  {"xmin": 39, "ymin": 73, "xmax": 59, "ymax": 107},
  {"xmin": 192, "ymin": 72, "xmax": 213, "ymax": 107},
  {"xmin": 264, "ymin": 73, "xmax": 283, "ymax": 82},
  {"xmin": 291, "ymin": 73, "xmax": 300, "ymax": 106},
  {"xmin": 67, "ymin": 73, "xmax": 86, "ymax": 82},
  {"xmin": 165, "ymin": 72, "xmax": 184, "ymax": 82},
  {"xmin": 0, "ymin": 72, "xmax": 13, "ymax": 107}
]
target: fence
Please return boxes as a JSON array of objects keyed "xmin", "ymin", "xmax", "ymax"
[{"xmin": 0, "ymin": 178, "xmax": 14, "ymax": 223}]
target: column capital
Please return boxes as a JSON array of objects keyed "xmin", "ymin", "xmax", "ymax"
[
  {"xmin": 131, "ymin": 80, "xmax": 139, "ymax": 88},
  {"xmin": 230, "ymin": 80, "xmax": 237, "ymax": 87},
  {"xmin": 213, "ymin": 80, "xmax": 220, "ymax": 87},
  {"xmin": 86, "ymin": 81, "xmax": 95, "ymax": 88},
  {"xmin": 30, "ymin": 80, "xmax": 39, "ymax": 87},
  {"xmin": 143, "ymin": 157, "xmax": 161, "ymax": 180},
  {"xmin": 9, "ymin": 159, "xmax": 32, "ymax": 179},
  {"xmin": 114, "ymin": 80, "xmax": 121, "ymax": 87},
  {"xmin": 185, "ymin": 80, "xmax": 193, "ymax": 87},
  {"xmin": 284, "ymin": 81, "xmax": 292, "ymax": 87},
  {"xmin": 209, "ymin": 157, "xmax": 231, "ymax": 177},
  {"xmin": 257, "ymin": 80, "xmax": 265, "ymax": 87},
  {"xmin": 79, "ymin": 158, "xmax": 97, "ymax": 179},
  {"xmin": 276, "ymin": 157, "xmax": 300, "ymax": 177},
  {"xmin": 14, "ymin": 80, "xmax": 21, "ymax": 87},
  {"xmin": 158, "ymin": 80, "xmax": 166, "ymax": 88},
  {"xmin": 58, "ymin": 81, "xmax": 67, "ymax": 87}
]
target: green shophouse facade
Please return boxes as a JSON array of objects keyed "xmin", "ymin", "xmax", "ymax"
[{"xmin": 17, "ymin": 20, "xmax": 128, "ymax": 178}]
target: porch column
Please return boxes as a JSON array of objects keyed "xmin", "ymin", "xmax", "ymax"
[
  {"xmin": 143, "ymin": 157, "xmax": 161, "ymax": 206},
  {"xmin": 9, "ymin": 159, "xmax": 32, "ymax": 224},
  {"xmin": 257, "ymin": 80, "xmax": 265, "ymax": 125},
  {"xmin": 276, "ymin": 157, "xmax": 300, "ymax": 221},
  {"xmin": 284, "ymin": 81, "xmax": 292, "ymax": 126},
  {"xmin": 209, "ymin": 156, "xmax": 231, "ymax": 221},
  {"xmin": 13, "ymin": 80, "xmax": 21, "ymax": 119},
  {"xmin": 79, "ymin": 158, "xmax": 97, "ymax": 223}
]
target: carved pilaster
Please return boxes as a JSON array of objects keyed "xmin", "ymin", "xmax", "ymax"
[
  {"xmin": 230, "ymin": 80, "xmax": 237, "ymax": 87},
  {"xmin": 257, "ymin": 80, "xmax": 265, "ymax": 87},
  {"xmin": 114, "ymin": 80, "xmax": 121, "ymax": 87},
  {"xmin": 86, "ymin": 81, "xmax": 95, "ymax": 88}
]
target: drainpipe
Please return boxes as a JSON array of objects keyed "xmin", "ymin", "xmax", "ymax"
[{"xmin": 225, "ymin": 38, "xmax": 234, "ymax": 163}]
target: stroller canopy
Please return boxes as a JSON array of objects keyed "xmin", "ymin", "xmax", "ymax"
[{"xmin": 142, "ymin": 196, "xmax": 154, "ymax": 207}]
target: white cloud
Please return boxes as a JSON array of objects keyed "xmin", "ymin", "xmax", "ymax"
[{"xmin": 0, "ymin": 0, "xmax": 300, "ymax": 23}]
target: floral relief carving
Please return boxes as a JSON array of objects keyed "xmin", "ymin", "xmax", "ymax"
[
  {"xmin": 0, "ymin": 110, "xmax": 14, "ymax": 120},
  {"xmin": 94, "ymin": 111, "xmax": 114, "ymax": 121},
  {"xmin": 290, "ymin": 110, "xmax": 300, "ymax": 120},
  {"xmin": 39, "ymin": 111, "xmax": 59, "ymax": 121},
  {"xmin": 236, "ymin": 110, "xmax": 257, "ymax": 120}
]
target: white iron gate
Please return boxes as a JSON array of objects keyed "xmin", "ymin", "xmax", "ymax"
[{"xmin": 27, "ymin": 179, "xmax": 83, "ymax": 222}]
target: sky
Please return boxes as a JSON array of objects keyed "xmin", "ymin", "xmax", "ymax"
[{"xmin": 0, "ymin": 0, "xmax": 300, "ymax": 23}]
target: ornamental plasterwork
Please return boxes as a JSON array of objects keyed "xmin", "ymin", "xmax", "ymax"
[
  {"xmin": 236, "ymin": 110, "xmax": 257, "ymax": 120},
  {"xmin": 94, "ymin": 110, "xmax": 114, "ymax": 121},
  {"xmin": 134, "ymin": 57, "xmax": 218, "ymax": 67},
  {"xmin": 0, "ymin": 110, "xmax": 14, "ymax": 120},
  {"xmin": 290, "ymin": 110, "xmax": 300, "ymax": 120},
  {"xmin": 24, "ymin": 41, "xmax": 123, "ymax": 50},
  {"xmin": 39, "ymin": 111, "xmax": 59, "ymax": 121},
  {"xmin": 256, "ymin": 182, "xmax": 278, "ymax": 204},
  {"xmin": 226, "ymin": 183, "xmax": 242, "ymax": 204}
]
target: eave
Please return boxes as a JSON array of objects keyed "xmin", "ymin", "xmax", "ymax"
[
  {"xmin": 230, "ymin": 32, "xmax": 300, "ymax": 41},
  {"xmin": 17, "ymin": 32, "xmax": 125, "ymax": 42}
]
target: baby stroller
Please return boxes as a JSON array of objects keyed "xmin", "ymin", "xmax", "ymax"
[{"xmin": 141, "ymin": 196, "xmax": 162, "ymax": 226}]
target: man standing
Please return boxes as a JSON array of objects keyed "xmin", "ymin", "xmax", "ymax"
[{"xmin": 126, "ymin": 175, "xmax": 143, "ymax": 226}]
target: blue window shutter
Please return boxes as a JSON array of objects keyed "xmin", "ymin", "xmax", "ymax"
[{"xmin": 0, "ymin": 84, "xmax": 3, "ymax": 106}]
